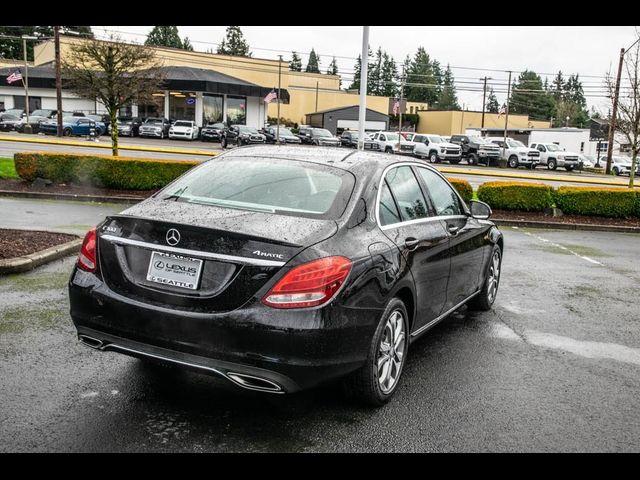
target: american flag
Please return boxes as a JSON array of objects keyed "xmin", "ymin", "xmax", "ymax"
[
  {"xmin": 497, "ymin": 103, "xmax": 507, "ymax": 118},
  {"xmin": 6, "ymin": 70, "xmax": 23, "ymax": 84},
  {"xmin": 263, "ymin": 89, "xmax": 277, "ymax": 104},
  {"xmin": 392, "ymin": 99, "xmax": 400, "ymax": 115}
]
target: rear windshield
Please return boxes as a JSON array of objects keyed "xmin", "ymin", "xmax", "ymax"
[{"xmin": 158, "ymin": 157, "xmax": 355, "ymax": 220}]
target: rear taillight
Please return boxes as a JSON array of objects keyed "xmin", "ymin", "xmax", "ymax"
[
  {"xmin": 77, "ymin": 227, "xmax": 97, "ymax": 272},
  {"xmin": 262, "ymin": 256, "xmax": 352, "ymax": 309}
]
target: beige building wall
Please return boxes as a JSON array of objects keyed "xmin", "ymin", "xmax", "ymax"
[
  {"xmin": 33, "ymin": 36, "xmax": 392, "ymax": 124},
  {"xmin": 417, "ymin": 110, "xmax": 551, "ymax": 135}
]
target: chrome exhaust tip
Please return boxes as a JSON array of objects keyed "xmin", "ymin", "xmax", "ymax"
[
  {"xmin": 226, "ymin": 372, "xmax": 283, "ymax": 393},
  {"xmin": 78, "ymin": 334, "xmax": 104, "ymax": 350}
]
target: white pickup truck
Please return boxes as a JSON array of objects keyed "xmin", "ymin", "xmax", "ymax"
[
  {"xmin": 529, "ymin": 142, "xmax": 580, "ymax": 171},
  {"xmin": 371, "ymin": 131, "xmax": 417, "ymax": 155},
  {"xmin": 486, "ymin": 137, "xmax": 540, "ymax": 169}
]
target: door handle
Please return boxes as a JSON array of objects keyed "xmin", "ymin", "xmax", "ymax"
[
  {"xmin": 447, "ymin": 224, "xmax": 460, "ymax": 235},
  {"xmin": 404, "ymin": 237, "xmax": 420, "ymax": 250}
]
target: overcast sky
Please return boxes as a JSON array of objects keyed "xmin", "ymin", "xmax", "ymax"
[{"xmin": 95, "ymin": 26, "xmax": 639, "ymax": 113}]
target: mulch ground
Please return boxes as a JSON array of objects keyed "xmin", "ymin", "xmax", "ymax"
[
  {"xmin": 0, "ymin": 178, "xmax": 155, "ymax": 199},
  {"xmin": 0, "ymin": 229, "xmax": 79, "ymax": 260},
  {"xmin": 492, "ymin": 209, "xmax": 640, "ymax": 228}
]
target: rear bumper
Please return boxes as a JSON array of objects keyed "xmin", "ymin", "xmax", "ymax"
[{"xmin": 69, "ymin": 269, "xmax": 379, "ymax": 393}]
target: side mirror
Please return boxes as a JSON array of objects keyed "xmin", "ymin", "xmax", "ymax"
[{"xmin": 470, "ymin": 200, "xmax": 492, "ymax": 220}]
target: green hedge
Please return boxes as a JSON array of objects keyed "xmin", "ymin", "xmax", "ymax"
[
  {"xmin": 477, "ymin": 181, "xmax": 554, "ymax": 212},
  {"xmin": 448, "ymin": 177, "xmax": 473, "ymax": 203},
  {"xmin": 555, "ymin": 186, "xmax": 638, "ymax": 218},
  {"xmin": 14, "ymin": 152, "xmax": 201, "ymax": 190}
]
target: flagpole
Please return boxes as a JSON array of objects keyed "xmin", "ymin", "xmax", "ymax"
[
  {"xmin": 276, "ymin": 55, "xmax": 282, "ymax": 145},
  {"xmin": 22, "ymin": 37, "xmax": 32, "ymax": 134}
]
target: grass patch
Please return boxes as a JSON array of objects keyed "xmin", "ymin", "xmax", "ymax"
[
  {"xmin": 0, "ymin": 304, "xmax": 67, "ymax": 335},
  {"xmin": 0, "ymin": 270, "xmax": 71, "ymax": 292},
  {"xmin": 0, "ymin": 157, "xmax": 18, "ymax": 179}
]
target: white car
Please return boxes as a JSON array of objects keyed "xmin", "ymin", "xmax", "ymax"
[
  {"xmin": 578, "ymin": 154, "xmax": 596, "ymax": 169},
  {"xmin": 371, "ymin": 131, "xmax": 416, "ymax": 155},
  {"xmin": 168, "ymin": 120, "xmax": 199, "ymax": 140},
  {"xmin": 486, "ymin": 137, "xmax": 540, "ymax": 169},
  {"xmin": 598, "ymin": 155, "xmax": 639, "ymax": 176},
  {"xmin": 412, "ymin": 134, "xmax": 462, "ymax": 164},
  {"xmin": 529, "ymin": 142, "xmax": 580, "ymax": 171}
]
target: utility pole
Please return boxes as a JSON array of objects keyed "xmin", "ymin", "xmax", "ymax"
[
  {"xmin": 397, "ymin": 65, "xmax": 405, "ymax": 151},
  {"xmin": 501, "ymin": 71, "xmax": 512, "ymax": 167},
  {"xmin": 606, "ymin": 48, "xmax": 625, "ymax": 175},
  {"xmin": 480, "ymin": 76, "xmax": 491, "ymax": 129},
  {"xmin": 54, "ymin": 26, "xmax": 63, "ymax": 137},
  {"xmin": 357, "ymin": 26, "xmax": 369, "ymax": 150},
  {"xmin": 276, "ymin": 55, "xmax": 282, "ymax": 145},
  {"xmin": 22, "ymin": 37, "xmax": 32, "ymax": 134},
  {"xmin": 315, "ymin": 81, "xmax": 319, "ymax": 112}
]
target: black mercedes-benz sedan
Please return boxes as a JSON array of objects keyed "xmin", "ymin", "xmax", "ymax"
[{"xmin": 69, "ymin": 146, "xmax": 503, "ymax": 405}]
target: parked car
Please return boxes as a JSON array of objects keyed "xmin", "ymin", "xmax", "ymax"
[
  {"xmin": 139, "ymin": 117, "xmax": 171, "ymax": 139},
  {"xmin": 3, "ymin": 108, "xmax": 24, "ymax": 118},
  {"xmin": 40, "ymin": 116, "xmax": 105, "ymax": 136},
  {"xmin": 529, "ymin": 142, "xmax": 580, "ymax": 171},
  {"xmin": 168, "ymin": 120, "xmax": 199, "ymax": 141},
  {"xmin": 598, "ymin": 155, "xmax": 639, "ymax": 176},
  {"xmin": 200, "ymin": 122, "xmax": 225, "ymax": 142},
  {"xmin": 69, "ymin": 145, "xmax": 503, "ymax": 405},
  {"xmin": 108, "ymin": 117, "xmax": 143, "ymax": 137},
  {"xmin": 449, "ymin": 135, "xmax": 501, "ymax": 166},
  {"xmin": 370, "ymin": 131, "xmax": 417, "ymax": 155},
  {"xmin": 412, "ymin": 134, "xmax": 462, "ymax": 164},
  {"xmin": 296, "ymin": 127, "xmax": 341, "ymax": 147},
  {"xmin": 485, "ymin": 137, "xmax": 540, "ymax": 169},
  {"xmin": 578, "ymin": 154, "xmax": 596, "ymax": 169},
  {"xmin": 262, "ymin": 126, "xmax": 302, "ymax": 144},
  {"xmin": 0, "ymin": 113, "xmax": 22, "ymax": 131},
  {"xmin": 339, "ymin": 131, "xmax": 379, "ymax": 150},
  {"xmin": 221, "ymin": 125, "xmax": 266, "ymax": 148}
]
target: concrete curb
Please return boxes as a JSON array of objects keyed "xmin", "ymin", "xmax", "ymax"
[
  {"xmin": 0, "ymin": 134, "xmax": 221, "ymax": 157},
  {"xmin": 0, "ymin": 190, "xmax": 144, "ymax": 204},
  {"xmin": 439, "ymin": 166, "xmax": 640, "ymax": 189},
  {"xmin": 0, "ymin": 237, "xmax": 82, "ymax": 274},
  {"xmin": 494, "ymin": 218, "xmax": 640, "ymax": 234}
]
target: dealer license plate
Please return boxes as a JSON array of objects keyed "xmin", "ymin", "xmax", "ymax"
[{"xmin": 146, "ymin": 251, "xmax": 203, "ymax": 290}]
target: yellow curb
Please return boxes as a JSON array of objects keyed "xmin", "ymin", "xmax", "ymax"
[
  {"xmin": 438, "ymin": 166, "xmax": 640, "ymax": 189},
  {"xmin": 0, "ymin": 135, "xmax": 220, "ymax": 157}
]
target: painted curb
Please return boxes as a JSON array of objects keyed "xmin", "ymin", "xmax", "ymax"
[
  {"xmin": 0, "ymin": 134, "xmax": 221, "ymax": 157},
  {"xmin": 494, "ymin": 218, "xmax": 640, "ymax": 234},
  {"xmin": 0, "ymin": 190, "xmax": 145, "ymax": 204},
  {"xmin": 0, "ymin": 237, "xmax": 82, "ymax": 274}
]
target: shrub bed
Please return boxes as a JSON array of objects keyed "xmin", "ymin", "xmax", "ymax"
[
  {"xmin": 14, "ymin": 152, "xmax": 201, "ymax": 190},
  {"xmin": 555, "ymin": 186, "xmax": 638, "ymax": 218},
  {"xmin": 447, "ymin": 177, "xmax": 473, "ymax": 203},
  {"xmin": 477, "ymin": 181, "xmax": 554, "ymax": 212}
]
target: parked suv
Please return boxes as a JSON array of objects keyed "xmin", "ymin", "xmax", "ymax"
[
  {"xmin": 412, "ymin": 134, "xmax": 462, "ymax": 164},
  {"xmin": 139, "ymin": 117, "xmax": 171, "ymax": 139},
  {"xmin": 221, "ymin": 125, "xmax": 266, "ymax": 148},
  {"xmin": 339, "ymin": 131, "xmax": 380, "ymax": 150},
  {"xmin": 449, "ymin": 134, "xmax": 501, "ymax": 166},
  {"xmin": 598, "ymin": 155, "xmax": 639, "ymax": 176},
  {"xmin": 169, "ymin": 120, "xmax": 199, "ymax": 140},
  {"xmin": 370, "ymin": 131, "xmax": 416, "ymax": 154},
  {"xmin": 200, "ymin": 122, "xmax": 225, "ymax": 142},
  {"xmin": 530, "ymin": 142, "xmax": 580, "ymax": 171},
  {"xmin": 486, "ymin": 137, "xmax": 540, "ymax": 169},
  {"xmin": 262, "ymin": 126, "xmax": 302, "ymax": 144},
  {"xmin": 109, "ymin": 117, "xmax": 143, "ymax": 137},
  {"xmin": 297, "ymin": 127, "xmax": 341, "ymax": 147}
]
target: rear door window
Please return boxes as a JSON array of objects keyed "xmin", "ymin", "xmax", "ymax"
[{"xmin": 384, "ymin": 166, "xmax": 429, "ymax": 222}]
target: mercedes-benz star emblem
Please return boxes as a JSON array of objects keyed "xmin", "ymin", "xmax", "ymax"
[{"xmin": 166, "ymin": 228, "xmax": 181, "ymax": 246}]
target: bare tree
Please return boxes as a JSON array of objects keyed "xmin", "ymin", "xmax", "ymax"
[
  {"xmin": 606, "ymin": 36, "xmax": 640, "ymax": 188},
  {"xmin": 62, "ymin": 34, "xmax": 165, "ymax": 156}
]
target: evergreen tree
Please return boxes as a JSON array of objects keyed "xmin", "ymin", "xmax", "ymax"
[
  {"xmin": 551, "ymin": 71, "xmax": 565, "ymax": 101},
  {"xmin": 289, "ymin": 51, "xmax": 302, "ymax": 71},
  {"xmin": 348, "ymin": 54, "xmax": 362, "ymax": 91},
  {"xmin": 404, "ymin": 47, "xmax": 438, "ymax": 105},
  {"xmin": 486, "ymin": 88, "xmax": 499, "ymax": 113},
  {"xmin": 305, "ymin": 48, "xmax": 320, "ymax": 73},
  {"xmin": 145, "ymin": 26, "xmax": 183, "ymax": 49},
  {"xmin": 0, "ymin": 26, "xmax": 93, "ymax": 61},
  {"xmin": 217, "ymin": 26, "xmax": 251, "ymax": 57},
  {"xmin": 368, "ymin": 47, "xmax": 383, "ymax": 95},
  {"xmin": 326, "ymin": 57, "xmax": 338, "ymax": 76},
  {"xmin": 509, "ymin": 70, "xmax": 555, "ymax": 121},
  {"xmin": 182, "ymin": 37, "xmax": 193, "ymax": 51},
  {"xmin": 435, "ymin": 65, "xmax": 459, "ymax": 110},
  {"xmin": 380, "ymin": 52, "xmax": 398, "ymax": 97}
]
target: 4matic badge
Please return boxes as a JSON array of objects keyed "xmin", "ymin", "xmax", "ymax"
[{"xmin": 252, "ymin": 250, "xmax": 284, "ymax": 259}]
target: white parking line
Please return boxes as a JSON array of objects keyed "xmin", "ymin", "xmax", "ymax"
[{"xmin": 516, "ymin": 228, "xmax": 604, "ymax": 266}]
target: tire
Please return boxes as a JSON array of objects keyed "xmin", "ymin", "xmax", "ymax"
[
  {"xmin": 613, "ymin": 167, "xmax": 620, "ymax": 176},
  {"xmin": 385, "ymin": 146, "xmax": 393, "ymax": 154},
  {"xmin": 62, "ymin": 128, "xmax": 72, "ymax": 137},
  {"xmin": 468, "ymin": 153, "xmax": 479, "ymax": 165},
  {"xmin": 547, "ymin": 158, "xmax": 557, "ymax": 170},
  {"xmin": 508, "ymin": 155, "xmax": 519, "ymax": 168},
  {"xmin": 468, "ymin": 245, "xmax": 502, "ymax": 311},
  {"xmin": 342, "ymin": 297, "xmax": 409, "ymax": 406},
  {"xmin": 429, "ymin": 152, "xmax": 439, "ymax": 164}
]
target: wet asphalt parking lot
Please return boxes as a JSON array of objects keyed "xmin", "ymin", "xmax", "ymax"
[{"xmin": 1, "ymin": 224, "xmax": 639, "ymax": 452}]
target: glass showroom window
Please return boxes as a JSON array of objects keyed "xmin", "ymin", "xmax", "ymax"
[
  {"xmin": 169, "ymin": 92, "xmax": 196, "ymax": 121},
  {"xmin": 138, "ymin": 94, "xmax": 165, "ymax": 118},
  {"xmin": 203, "ymin": 94, "xmax": 223, "ymax": 124},
  {"xmin": 227, "ymin": 96, "xmax": 246, "ymax": 125}
]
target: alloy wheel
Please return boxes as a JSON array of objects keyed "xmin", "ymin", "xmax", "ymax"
[
  {"xmin": 377, "ymin": 309, "xmax": 406, "ymax": 394},
  {"xmin": 487, "ymin": 249, "xmax": 501, "ymax": 303}
]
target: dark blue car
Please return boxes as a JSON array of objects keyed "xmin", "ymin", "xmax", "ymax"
[{"xmin": 40, "ymin": 116, "xmax": 106, "ymax": 136}]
